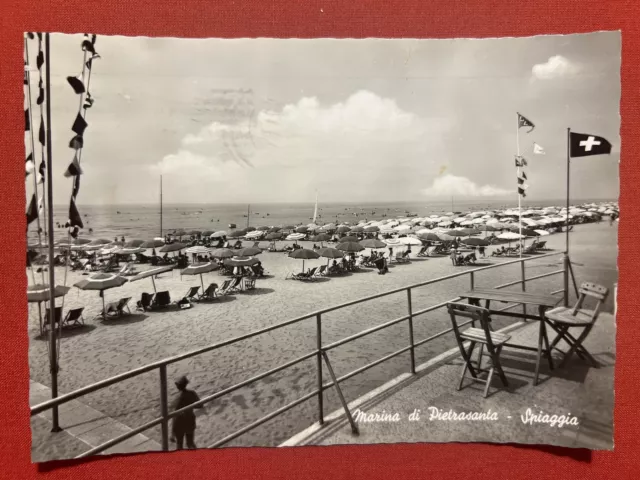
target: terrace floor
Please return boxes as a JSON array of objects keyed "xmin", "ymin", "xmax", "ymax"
[{"xmin": 282, "ymin": 312, "xmax": 615, "ymax": 450}]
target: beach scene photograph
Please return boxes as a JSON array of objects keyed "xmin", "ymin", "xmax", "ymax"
[{"xmin": 25, "ymin": 31, "xmax": 619, "ymax": 462}]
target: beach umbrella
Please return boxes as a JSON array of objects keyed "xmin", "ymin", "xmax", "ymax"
[
  {"xmin": 477, "ymin": 225, "xmax": 498, "ymax": 232},
  {"xmin": 210, "ymin": 248, "xmax": 235, "ymax": 259},
  {"xmin": 363, "ymin": 226, "xmax": 380, "ymax": 233},
  {"xmin": 210, "ymin": 231, "xmax": 227, "ymax": 239},
  {"xmin": 186, "ymin": 230, "xmax": 201, "ymax": 236},
  {"xmin": 180, "ymin": 262, "xmax": 219, "ymax": 291},
  {"xmin": 74, "ymin": 273, "xmax": 129, "ymax": 316},
  {"xmin": 398, "ymin": 237, "xmax": 422, "ymax": 246},
  {"xmin": 416, "ymin": 228, "xmax": 432, "ymax": 235},
  {"xmin": 115, "ymin": 247, "xmax": 144, "ymax": 256},
  {"xmin": 245, "ymin": 230, "xmax": 265, "ymax": 240},
  {"xmin": 338, "ymin": 235, "xmax": 358, "ymax": 243},
  {"xmin": 509, "ymin": 227, "xmax": 539, "ymax": 237},
  {"xmin": 445, "ymin": 230, "xmax": 467, "ymax": 237},
  {"xmin": 129, "ymin": 265, "xmax": 174, "ymax": 293},
  {"xmin": 281, "ymin": 225, "xmax": 296, "ymax": 231},
  {"xmin": 296, "ymin": 226, "xmax": 309, "ymax": 234},
  {"xmin": 201, "ymin": 230, "xmax": 215, "ymax": 236},
  {"xmin": 350, "ymin": 226, "xmax": 364, "ymax": 233},
  {"xmin": 418, "ymin": 233, "xmax": 441, "ymax": 242},
  {"xmin": 228, "ymin": 230, "xmax": 245, "ymax": 238},
  {"xmin": 268, "ymin": 227, "xmax": 282, "ymax": 233},
  {"xmin": 140, "ymin": 239, "xmax": 165, "ymax": 248},
  {"xmin": 236, "ymin": 247, "xmax": 262, "ymax": 257},
  {"xmin": 438, "ymin": 220, "xmax": 453, "ymax": 227},
  {"xmin": 286, "ymin": 233, "xmax": 306, "ymax": 242},
  {"xmin": 312, "ymin": 233, "xmax": 331, "ymax": 247},
  {"xmin": 318, "ymin": 247, "xmax": 344, "ymax": 259},
  {"xmin": 288, "ymin": 248, "xmax": 320, "ymax": 272},
  {"xmin": 87, "ymin": 238, "xmax": 112, "ymax": 246},
  {"xmin": 171, "ymin": 229, "xmax": 186, "ymax": 237},
  {"xmin": 223, "ymin": 256, "xmax": 260, "ymax": 268},
  {"xmin": 471, "ymin": 218, "xmax": 485, "ymax": 225},
  {"xmin": 159, "ymin": 243, "xmax": 187, "ymax": 253},
  {"xmin": 265, "ymin": 232, "xmax": 283, "ymax": 240},
  {"xmin": 462, "ymin": 238, "xmax": 490, "ymax": 247},
  {"xmin": 257, "ymin": 226, "xmax": 270, "ymax": 231},
  {"xmin": 497, "ymin": 232, "xmax": 523, "ymax": 241},
  {"xmin": 124, "ymin": 239, "xmax": 145, "ymax": 248},
  {"xmin": 461, "ymin": 228, "xmax": 481, "ymax": 236},
  {"xmin": 534, "ymin": 229, "xmax": 550, "ymax": 236},
  {"xmin": 360, "ymin": 239, "xmax": 387, "ymax": 249},
  {"xmin": 185, "ymin": 246, "xmax": 211, "ymax": 255},
  {"xmin": 27, "ymin": 284, "xmax": 71, "ymax": 303},
  {"xmin": 336, "ymin": 226, "xmax": 351, "ymax": 233},
  {"xmin": 99, "ymin": 245, "xmax": 120, "ymax": 255},
  {"xmin": 336, "ymin": 241, "xmax": 364, "ymax": 253}
]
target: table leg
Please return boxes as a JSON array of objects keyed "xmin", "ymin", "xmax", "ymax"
[
  {"xmin": 540, "ymin": 308, "xmax": 554, "ymax": 371},
  {"xmin": 534, "ymin": 313, "xmax": 544, "ymax": 386}
]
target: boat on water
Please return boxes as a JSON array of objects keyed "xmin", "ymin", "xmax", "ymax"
[{"xmin": 229, "ymin": 223, "xmax": 236, "ymax": 229}]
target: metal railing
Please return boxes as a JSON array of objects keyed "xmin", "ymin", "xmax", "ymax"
[{"xmin": 31, "ymin": 251, "xmax": 572, "ymax": 457}]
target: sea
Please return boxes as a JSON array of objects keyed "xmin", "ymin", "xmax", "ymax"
[{"xmin": 30, "ymin": 198, "xmax": 617, "ymax": 244}]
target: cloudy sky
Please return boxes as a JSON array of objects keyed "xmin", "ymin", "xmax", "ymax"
[{"xmin": 29, "ymin": 31, "xmax": 620, "ymax": 205}]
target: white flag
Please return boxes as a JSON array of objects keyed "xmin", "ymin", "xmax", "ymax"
[{"xmin": 533, "ymin": 142, "xmax": 546, "ymax": 155}]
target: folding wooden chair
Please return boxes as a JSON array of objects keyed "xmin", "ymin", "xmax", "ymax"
[
  {"xmin": 545, "ymin": 282, "xmax": 609, "ymax": 368},
  {"xmin": 447, "ymin": 302, "xmax": 511, "ymax": 397}
]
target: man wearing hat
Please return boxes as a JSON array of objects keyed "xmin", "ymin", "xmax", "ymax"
[{"xmin": 171, "ymin": 375, "xmax": 203, "ymax": 450}]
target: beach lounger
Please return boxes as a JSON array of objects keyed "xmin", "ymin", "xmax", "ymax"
[
  {"xmin": 227, "ymin": 277, "xmax": 243, "ymax": 293},
  {"xmin": 43, "ymin": 307, "xmax": 63, "ymax": 333},
  {"xmin": 395, "ymin": 252, "xmax": 410, "ymax": 264},
  {"xmin": 536, "ymin": 241, "xmax": 548, "ymax": 251},
  {"xmin": 243, "ymin": 277, "xmax": 256, "ymax": 290},
  {"xmin": 152, "ymin": 291, "xmax": 172, "ymax": 309},
  {"xmin": 105, "ymin": 297, "xmax": 132, "ymax": 318},
  {"xmin": 198, "ymin": 283, "xmax": 219, "ymax": 301},
  {"xmin": 62, "ymin": 307, "xmax": 85, "ymax": 328},
  {"xmin": 416, "ymin": 246, "xmax": 428, "ymax": 257},
  {"xmin": 218, "ymin": 279, "xmax": 237, "ymax": 295},
  {"xmin": 316, "ymin": 265, "xmax": 327, "ymax": 276},
  {"xmin": 183, "ymin": 286, "xmax": 201, "ymax": 302},
  {"xmin": 137, "ymin": 292, "xmax": 153, "ymax": 311}
]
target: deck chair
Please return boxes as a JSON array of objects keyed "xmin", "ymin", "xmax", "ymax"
[
  {"xmin": 395, "ymin": 252, "xmax": 409, "ymax": 264},
  {"xmin": 447, "ymin": 302, "xmax": 511, "ymax": 398},
  {"xmin": 62, "ymin": 307, "xmax": 85, "ymax": 328},
  {"xmin": 244, "ymin": 277, "xmax": 256, "ymax": 290},
  {"xmin": 545, "ymin": 282, "xmax": 609, "ymax": 368},
  {"xmin": 137, "ymin": 292, "xmax": 153, "ymax": 311},
  {"xmin": 316, "ymin": 265, "xmax": 327, "ymax": 276},
  {"xmin": 152, "ymin": 291, "xmax": 172, "ymax": 308},
  {"xmin": 183, "ymin": 286, "xmax": 200, "ymax": 302},
  {"xmin": 199, "ymin": 283, "xmax": 219, "ymax": 300},
  {"xmin": 536, "ymin": 241, "xmax": 547, "ymax": 251},
  {"xmin": 218, "ymin": 279, "xmax": 237, "ymax": 295},
  {"xmin": 43, "ymin": 307, "xmax": 63, "ymax": 333},
  {"xmin": 107, "ymin": 297, "xmax": 131, "ymax": 317},
  {"xmin": 227, "ymin": 277, "xmax": 243, "ymax": 293}
]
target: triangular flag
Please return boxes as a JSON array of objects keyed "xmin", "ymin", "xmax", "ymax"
[
  {"xmin": 533, "ymin": 143, "xmax": 546, "ymax": 155},
  {"xmin": 26, "ymin": 194, "xmax": 38, "ymax": 226},
  {"xmin": 26, "ymin": 153, "xmax": 35, "ymax": 176},
  {"xmin": 83, "ymin": 93, "xmax": 94, "ymax": 109},
  {"xmin": 64, "ymin": 153, "xmax": 83, "ymax": 177},
  {"xmin": 66, "ymin": 75, "xmax": 85, "ymax": 94},
  {"xmin": 522, "ymin": 171, "xmax": 527, "ymax": 180},
  {"xmin": 517, "ymin": 113, "xmax": 535, "ymax": 133},
  {"xmin": 72, "ymin": 175, "xmax": 81, "ymax": 198},
  {"xmin": 69, "ymin": 135, "xmax": 84, "ymax": 150},
  {"xmin": 81, "ymin": 39, "xmax": 96, "ymax": 55},
  {"xmin": 69, "ymin": 197, "xmax": 84, "ymax": 229},
  {"xmin": 71, "ymin": 113, "xmax": 88, "ymax": 136},
  {"xmin": 38, "ymin": 116, "xmax": 45, "ymax": 145},
  {"xmin": 36, "ymin": 80, "xmax": 44, "ymax": 105},
  {"xmin": 36, "ymin": 50, "xmax": 44, "ymax": 70},
  {"xmin": 25, "ymin": 109, "xmax": 30, "ymax": 131}
]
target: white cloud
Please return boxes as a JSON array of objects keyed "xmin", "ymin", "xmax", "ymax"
[
  {"xmin": 531, "ymin": 55, "xmax": 580, "ymax": 80},
  {"xmin": 422, "ymin": 174, "xmax": 511, "ymax": 197},
  {"xmin": 154, "ymin": 90, "xmax": 451, "ymax": 201}
]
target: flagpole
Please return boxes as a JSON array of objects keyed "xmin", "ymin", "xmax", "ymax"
[
  {"xmin": 160, "ymin": 175, "xmax": 163, "ymax": 238},
  {"xmin": 517, "ymin": 113, "xmax": 522, "ymax": 257},
  {"xmin": 45, "ymin": 32, "xmax": 61, "ymax": 432},
  {"xmin": 563, "ymin": 127, "xmax": 571, "ymax": 308}
]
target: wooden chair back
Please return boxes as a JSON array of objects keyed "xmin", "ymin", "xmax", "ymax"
[
  {"xmin": 572, "ymin": 282, "xmax": 609, "ymax": 322},
  {"xmin": 447, "ymin": 302, "xmax": 494, "ymax": 349}
]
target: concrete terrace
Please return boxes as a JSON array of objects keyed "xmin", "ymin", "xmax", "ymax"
[{"xmin": 281, "ymin": 312, "xmax": 615, "ymax": 450}]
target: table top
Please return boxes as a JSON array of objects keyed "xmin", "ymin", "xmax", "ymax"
[{"xmin": 460, "ymin": 288, "xmax": 559, "ymax": 307}]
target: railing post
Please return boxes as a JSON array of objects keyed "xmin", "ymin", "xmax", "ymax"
[
  {"xmin": 470, "ymin": 271, "xmax": 475, "ymax": 291},
  {"xmin": 563, "ymin": 253, "xmax": 569, "ymax": 307},
  {"xmin": 316, "ymin": 313, "xmax": 324, "ymax": 425},
  {"xmin": 407, "ymin": 288, "xmax": 416, "ymax": 374},
  {"xmin": 159, "ymin": 365, "xmax": 169, "ymax": 451},
  {"xmin": 520, "ymin": 260, "xmax": 527, "ymax": 319}
]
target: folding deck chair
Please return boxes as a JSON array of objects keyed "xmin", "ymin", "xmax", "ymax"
[
  {"xmin": 545, "ymin": 282, "xmax": 609, "ymax": 368},
  {"xmin": 447, "ymin": 302, "xmax": 511, "ymax": 398}
]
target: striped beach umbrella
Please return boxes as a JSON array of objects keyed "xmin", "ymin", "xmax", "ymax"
[
  {"xmin": 185, "ymin": 246, "xmax": 211, "ymax": 255},
  {"xmin": 130, "ymin": 265, "xmax": 174, "ymax": 293},
  {"xmin": 210, "ymin": 248, "xmax": 235, "ymax": 259},
  {"xmin": 180, "ymin": 262, "xmax": 219, "ymax": 290},
  {"xmin": 159, "ymin": 242, "xmax": 187, "ymax": 253},
  {"xmin": 236, "ymin": 247, "xmax": 262, "ymax": 257}
]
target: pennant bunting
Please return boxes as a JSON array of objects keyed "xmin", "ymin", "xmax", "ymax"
[
  {"xmin": 64, "ymin": 153, "xmax": 83, "ymax": 177},
  {"xmin": 26, "ymin": 194, "xmax": 39, "ymax": 226},
  {"xmin": 25, "ymin": 109, "xmax": 30, "ymax": 131},
  {"xmin": 533, "ymin": 142, "xmax": 546, "ymax": 155},
  {"xmin": 68, "ymin": 197, "xmax": 84, "ymax": 229},
  {"xmin": 36, "ymin": 50, "xmax": 44, "ymax": 70},
  {"xmin": 26, "ymin": 153, "xmax": 35, "ymax": 176},
  {"xmin": 36, "ymin": 80, "xmax": 44, "ymax": 105},
  {"xmin": 37, "ymin": 158, "xmax": 46, "ymax": 184},
  {"xmin": 569, "ymin": 132, "xmax": 613, "ymax": 158},
  {"xmin": 517, "ymin": 112, "xmax": 535, "ymax": 133},
  {"xmin": 71, "ymin": 113, "xmax": 88, "ymax": 136},
  {"xmin": 83, "ymin": 93, "xmax": 94, "ymax": 109},
  {"xmin": 72, "ymin": 175, "xmax": 81, "ymax": 198},
  {"xmin": 69, "ymin": 135, "xmax": 84, "ymax": 150},
  {"xmin": 38, "ymin": 115, "xmax": 45, "ymax": 145},
  {"xmin": 66, "ymin": 75, "xmax": 86, "ymax": 94}
]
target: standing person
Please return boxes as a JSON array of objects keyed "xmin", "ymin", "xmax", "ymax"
[{"xmin": 171, "ymin": 375, "xmax": 203, "ymax": 450}]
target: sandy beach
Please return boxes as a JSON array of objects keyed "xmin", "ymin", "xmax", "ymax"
[{"xmin": 28, "ymin": 221, "xmax": 617, "ymax": 454}]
